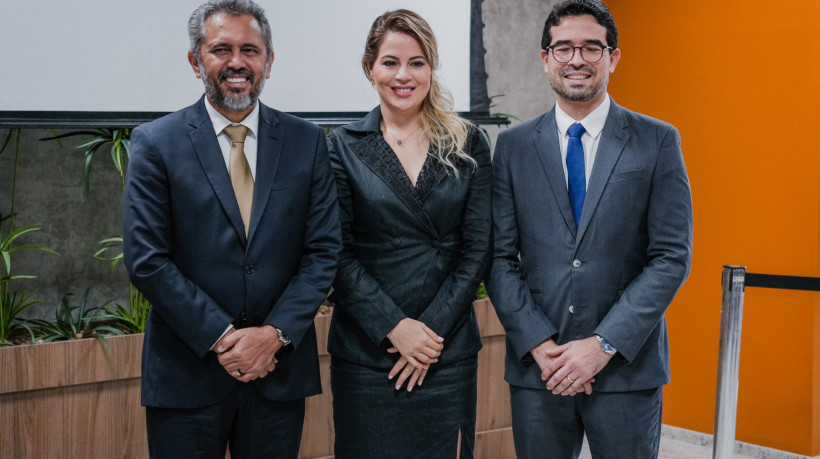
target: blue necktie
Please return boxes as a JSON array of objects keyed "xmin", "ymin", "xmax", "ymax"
[{"xmin": 566, "ymin": 123, "xmax": 586, "ymax": 228}]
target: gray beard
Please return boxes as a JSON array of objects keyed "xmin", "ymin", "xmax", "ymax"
[{"xmin": 200, "ymin": 63, "xmax": 265, "ymax": 113}]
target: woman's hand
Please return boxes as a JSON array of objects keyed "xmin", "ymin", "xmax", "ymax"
[
  {"xmin": 386, "ymin": 318, "xmax": 444, "ymax": 369},
  {"xmin": 387, "ymin": 354, "xmax": 428, "ymax": 391}
]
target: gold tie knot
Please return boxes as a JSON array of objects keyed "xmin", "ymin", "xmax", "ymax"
[{"xmin": 223, "ymin": 124, "xmax": 249, "ymax": 144}]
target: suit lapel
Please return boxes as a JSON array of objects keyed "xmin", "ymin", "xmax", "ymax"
[
  {"xmin": 351, "ymin": 133, "xmax": 439, "ymax": 238},
  {"xmin": 576, "ymin": 101, "xmax": 630, "ymax": 243},
  {"xmin": 247, "ymin": 105, "xmax": 281, "ymax": 245},
  {"xmin": 187, "ymin": 99, "xmax": 247, "ymax": 244},
  {"xmin": 532, "ymin": 110, "xmax": 577, "ymax": 237}
]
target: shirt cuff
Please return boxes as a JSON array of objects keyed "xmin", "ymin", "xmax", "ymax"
[{"xmin": 210, "ymin": 324, "xmax": 234, "ymax": 350}]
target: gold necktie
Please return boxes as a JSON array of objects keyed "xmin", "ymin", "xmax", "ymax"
[{"xmin": 223, "ymin": 125, "xmax": 253, "ymax": 236}]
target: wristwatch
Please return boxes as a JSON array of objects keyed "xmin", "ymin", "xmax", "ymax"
[
  {"xmin": 276, "ymin": 328, "xmax": 292, "ymax": 347},
  {"xmin": 594, "ymin": 334, "xmax": 617, "ymax": 355}
]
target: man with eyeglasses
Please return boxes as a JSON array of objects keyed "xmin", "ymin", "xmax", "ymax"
[{"xmin": 488, "ymin": 1, "xmax": 693, "ymax": 457}]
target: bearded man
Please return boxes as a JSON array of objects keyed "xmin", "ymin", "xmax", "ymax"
[{"xmin": 122, "ymin": 1, "xmax": 341, "ymax": 457}]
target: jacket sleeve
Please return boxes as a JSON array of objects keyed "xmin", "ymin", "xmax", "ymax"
[
  {"xmin": 262, "ymin": 127, "xmax": 342, "ymax": 350},
  {"xmin": 486, "ymin": 130, "xmax": 560, "ymax": 362},
  {"xmin": 417, "ymin": 128, "xmax": 493, "ymax": 337},
  {"xmin": 327, "ymin": 131, "xmax": 408, "ymax": 345},
  {"xmin": 123, "ymin": 125, "xmax": 234, "ymax": 357},
  {"xmin": 594, "ymin": 125, "xmax": 693, "ymax": 362}
]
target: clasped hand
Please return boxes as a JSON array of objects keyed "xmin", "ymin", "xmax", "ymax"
[
  {"xmin": 532, "ymin": 336, "xmax": 612, "ymax": 396},
  {"xmin": 214, "ymin": 325, "xmax": 282, "ymax": 382},
  {"xmin": 386, "ymin": 318, "xmax": 444, "ymax": 392}
]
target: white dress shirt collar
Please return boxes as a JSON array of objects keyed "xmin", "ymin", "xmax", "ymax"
[
  {"xmin": 204, "ymin": 98, "xmax": 260, "ymax": 139},
  {"xmin": 203, "ymin": 99, "xmax": 260, "ymax": 179},
  {"xmin": 554, "ymin": 94, "xmax": 610, "ymax": 139}
]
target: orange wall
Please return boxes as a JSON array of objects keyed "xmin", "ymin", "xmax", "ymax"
[{"xmin": 606, "ymin": 1, "xmax": 820, "ymax": 455}]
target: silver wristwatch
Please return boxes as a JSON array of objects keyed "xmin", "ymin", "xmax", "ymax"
[
  {"xmin": 276, "ymin": 328, "xmax": 292, "ymax": 347},
  {"xmin": 594, "ymin": 334, "xmax": 617, "ymax": 355}
]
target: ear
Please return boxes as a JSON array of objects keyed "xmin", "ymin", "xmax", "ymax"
[
  {"xmin": 608, "ymin": 47, "xmax": 621, "ymax": 73},
  {"xmin": 540, "ymin": 49, "xmax": 550, "ymax": 74},
  {"xmin": 188, "ymin": 51, "xmax": 202, "ymax": 78},
  {"xmin": 264, "ymin": 52, "xmax": 274, "ymax": 79}
]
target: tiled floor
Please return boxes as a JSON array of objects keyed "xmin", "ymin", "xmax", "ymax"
[{"xmin": 575, "ymin": 426, "xmax": 813, "ymax": 459}]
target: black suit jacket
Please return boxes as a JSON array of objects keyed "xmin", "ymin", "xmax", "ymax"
[
  {"xmin": 488, "ymin": 99, "xmax": 693, "ymax": 391},
  {"xmin": 123, "ymin": 97, "xmax": 341, "ymax": 408},
  {"xmin": 326, "ymin": 107, "xmax": 492, "ymax": 368}
]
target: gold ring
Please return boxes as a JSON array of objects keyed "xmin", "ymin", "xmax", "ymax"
[
  {"xmin": 566, "ymin": 375, "xmax": 575, "ymax": 384},
  {"xmin": 235, "ymin": 369, "xmax": 243, "ymax": 376}
]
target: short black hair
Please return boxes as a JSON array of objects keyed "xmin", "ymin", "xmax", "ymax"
[{"xmin": 541, "ymin": 0, "xmax": 618, "ymax": 50}]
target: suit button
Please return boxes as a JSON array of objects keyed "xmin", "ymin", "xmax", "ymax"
[
  {"xmin": 431, "ymin": 240, "xmax": 440, "ymax": 249},
  {"xmin": 245, "ymin": 265, "xmax": 255, "ymax": 274},
  {"xmin": 572, "ymin": 259, "xmax": 582, "ymax": 268},
  {"xmin": 569, "ymin": 305, "xmax": 575, "ymax": 314},
  {"xmin": 391, "ymin": 237, "xmax": 401, "ymax": 247}
]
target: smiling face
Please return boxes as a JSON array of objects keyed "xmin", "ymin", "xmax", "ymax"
[
  {"xmin": 188, "ymin": 12, "xmax": 273, "ymax": 122},
  {"xmin": 369, "ymin": 31, "xmax": 431, "ymax": 118},
  {"xmin": 540, "ymin": 14, "xmax": 620, "ymax": 112}
]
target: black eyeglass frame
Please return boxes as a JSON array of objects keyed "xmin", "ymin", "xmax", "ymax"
[{"xmin": 544, "ymin": 44, "xmax": 615, "ymax": 64}]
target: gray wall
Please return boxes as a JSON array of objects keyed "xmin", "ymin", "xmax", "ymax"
[
  {"xmin": 483, "ymin": 0, "xmax": 558, "ymax": 146},
  {"xmin": 0, "ymin": 0, "xmax": 558, "ymax": 320},
  {"xmin": 0, "ymin": 129, "xmax": 128, "ymax": 318}
]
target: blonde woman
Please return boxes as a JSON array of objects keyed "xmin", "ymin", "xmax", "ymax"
[{"xmin": 326, "ymin": 9, "xmax": 492, "ymax": 459}]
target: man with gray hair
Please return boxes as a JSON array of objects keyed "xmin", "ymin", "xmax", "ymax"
[{"xmin": 123, "ymin": 1, "xmax": 341, "ymax": 457}]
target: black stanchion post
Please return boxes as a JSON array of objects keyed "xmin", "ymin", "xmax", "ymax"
[{"xmin": 713, "ymin": 265, "xmax": 747, "ymax": 459}]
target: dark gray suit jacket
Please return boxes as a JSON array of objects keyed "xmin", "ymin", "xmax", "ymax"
[
  {"xmin": 487, "ymin": 99, "xmax": 692, "ymax": 392},
  {"xmin": 326, "ymin": 107, "xmax": 492, "ymax": 368},
  {"xmin": 123, "ymin": 96, "xmax": 341, "ymax": 408}
]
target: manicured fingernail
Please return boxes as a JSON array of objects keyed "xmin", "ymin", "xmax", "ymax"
[
  {"xmin": 395, "ymin": 385, "xmax": 401, "ymax": 390},
  {"xmin": 408, "ymin": 387, "xmax": 413, "ymax": 392},
  {"xmin": 388, "ymin": 374, "xmax": 394, "ymax": 380}
]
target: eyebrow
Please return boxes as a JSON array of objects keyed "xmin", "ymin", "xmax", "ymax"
[
  {"xmin": 551, "ymin": 39, "xmax": 607, "ymax": 47},
  {"xmin": 208, "ymin": 42, "xmax": 262, "ymax": 49},
  {"xmin": 380, "ymin": 54, "xmax": 426, "ymax": 61}
]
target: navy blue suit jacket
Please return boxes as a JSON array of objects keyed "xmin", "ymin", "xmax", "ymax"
[
  {"xmin": 487, "ymin": 99, "xmax": 693, "ymax": 392},
  {"xmin": 123, "ymin": 97, "xmax": 341, "ymax": 408}
]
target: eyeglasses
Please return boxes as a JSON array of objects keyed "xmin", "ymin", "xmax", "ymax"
[{"xmin": 545, "ymin": 44, "xmax": 613, "ymax": 63}]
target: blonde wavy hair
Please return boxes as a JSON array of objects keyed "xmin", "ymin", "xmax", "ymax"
[{"xmin": 362, "ymin": 9, "xmax": 476, "ymax": 176}]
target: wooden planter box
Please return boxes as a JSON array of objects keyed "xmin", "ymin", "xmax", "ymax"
[
  {"xmin": 0, "ymin": 300, "xmax": 513, "ymax": 458},
  {"xmin": 0, "ymin": 333, "xmax": 145, "ymax": 458}
]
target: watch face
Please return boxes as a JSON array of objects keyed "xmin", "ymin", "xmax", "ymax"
[
  {"xmin": 596, "ymin": 335, "xmax": 616, "ymax": 355},
  {"xmin": 277, "ymin": 329, "xmax": 291, "ymax": 346}
]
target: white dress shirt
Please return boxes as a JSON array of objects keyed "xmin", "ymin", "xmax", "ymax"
[
  {"xmin": 204, "ymin": 98, "xmax": 260, "ymax": 180},
  {"xmin": 554, "ymin": 95, "xmax": 611, "ymax": 189}
]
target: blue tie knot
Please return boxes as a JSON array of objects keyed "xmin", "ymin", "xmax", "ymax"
[{"xmin": 568, "ymin": 123, "xmax": 586, "ymax": 138}]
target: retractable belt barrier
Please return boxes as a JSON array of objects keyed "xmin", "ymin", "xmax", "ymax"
[{"xmin": 713, "ymin": 265, "xmax": 820, "ymax": 459}]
